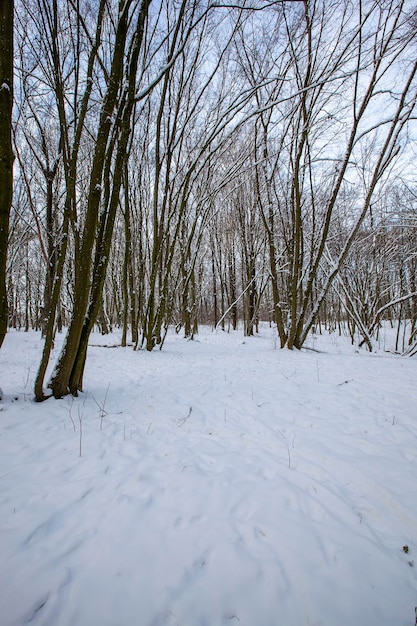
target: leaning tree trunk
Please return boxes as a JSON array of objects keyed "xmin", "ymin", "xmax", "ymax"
[
  {"xmin": 34, "ymin": 216, "xmax": 69, "ymax": 401},
  {"xmin": 50, "ymin": 0, "xmax": 151, "ymax": 396},
  {"xmin": 49, "ymin": 0, "xmax": 150, "ymax": 398},
  {"xmin": 68, "ymin": 119, "xmax": 131, "ymax": 393},
  {"xmin": 0, "ymin": 0, "xmax": 13, "ymax": 349}
]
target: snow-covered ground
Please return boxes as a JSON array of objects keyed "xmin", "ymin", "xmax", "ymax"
[{"xmin": 0, "ymin": 325, "xmax": 416, "ymax": 626}]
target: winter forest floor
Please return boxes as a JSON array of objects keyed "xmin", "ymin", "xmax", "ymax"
[{"xmin": 0, "ymin": 325, "xmax": 416, "ymax": 626}]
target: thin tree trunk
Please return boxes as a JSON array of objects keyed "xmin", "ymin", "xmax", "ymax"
[
  {"xmin": 212, "ymin": 249, "xmax": 218, "ymax": 328},
  {"xmin": 34, "ymin": 217, "xmax": 69, "ymax": 400},
  {"xmin": 121, "ymin": 166, "xmax": 131, "ymax": 347},
  {"xmin": 0, "ymin": 0, "xmax": 14, "ymax": 349}
]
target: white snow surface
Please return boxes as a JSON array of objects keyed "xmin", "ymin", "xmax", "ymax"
[{"xmin": 0, "ymin": 325, "xmax": 416, "ymax": 626}]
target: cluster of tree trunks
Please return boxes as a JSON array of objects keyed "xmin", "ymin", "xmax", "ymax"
[{"xmin": 2, "ymin": 0, "xmax": 417, "ymax": 398}]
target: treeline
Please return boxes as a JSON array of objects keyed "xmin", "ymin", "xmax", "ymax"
[{"xmin": 4, "ymin": 0, "xmax": 417, "ymax": 399}]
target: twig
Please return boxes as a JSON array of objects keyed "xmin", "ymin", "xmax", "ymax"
[
  {"xmin": 92, "ymin": 382, "xmax": 110, "ymax": 430},
  {"xmin": 177, "ymin": 407, "xmax": 192, "ymax": 427},
  {"xmin": 23, "ymin": 366, "xmax": 31, "ymax": 389},
  {"xmin": 65, "ymin": 396, "xmax": 76, "ymax": 432},
  {"xmin": 78, "ymin": 405, "xmax": 83, "ymax": 458},
  {"xmin": 78, "ymin": 394, "xmax": 87, "ymax": 458}
]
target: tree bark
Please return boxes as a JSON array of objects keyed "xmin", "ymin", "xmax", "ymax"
[
  {"xmin": 49, "ymin": 0, "xmax": 148, "ymax": 397},
  {"xmin": 50, "ymin": 0, "xmax": 152, "ymax": 396},
  {"xmin": 0, "ymin": 0, "xmax": 13, "ymax": 349}
]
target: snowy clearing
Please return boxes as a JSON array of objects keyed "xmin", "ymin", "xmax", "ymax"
[{"xmin": 0, "ymin": 326, "xmax": 416, "ymax": 626}]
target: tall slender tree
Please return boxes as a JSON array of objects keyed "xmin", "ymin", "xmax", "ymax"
[{"xmin": 0, "ymin": 0, "xmax": 13, "ymax": 349}]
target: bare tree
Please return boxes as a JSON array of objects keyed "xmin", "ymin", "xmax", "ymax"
[
  {"xmin": 48, "ymin": 0, "xmax": 153, "ymax": 397},
  {"xmin": 8, "ymin": 0, "xmax": 417, "ymax": 376},
  {"xmin": 0, "ymin": 0, "xmax": 13, "ymax": 349},
  {"xmin": 233, "ymin": 0, "xmax": 417, "ymax": 349}
]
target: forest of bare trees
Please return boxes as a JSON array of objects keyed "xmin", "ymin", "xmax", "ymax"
[{"xmin": 2, "ymin": 0, "xmax": 417, "ymax": 399}]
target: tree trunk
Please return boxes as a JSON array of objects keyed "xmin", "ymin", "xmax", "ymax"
[
  {"xmin": 49, "ymin": 0, "xmax": 149, "ymax": 397},
  {"xmin": 52, "ymin": 0, "xmax": 152, "ymax": 395},
  {"xmin": 34, "ymin": 218, "xmax": 69, "ymax": 401},
  {"xmin": 0, "ymin": 0, "xmax": 13, "ymax": 349}
]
